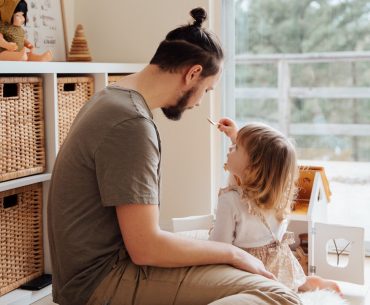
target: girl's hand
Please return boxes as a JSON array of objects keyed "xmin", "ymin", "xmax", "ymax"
[
  {"xmin": 232, "ymin": 247, "xmax": 276, "ymax": 280},
  {"xmin": 218, "ymin": 117, "xmax": 238, "ymax": 144}
]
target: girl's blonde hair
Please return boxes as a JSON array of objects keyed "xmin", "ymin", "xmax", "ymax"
[{"xmin": 236, "ymin": 123, "xmax": 298, "ymax": 221}]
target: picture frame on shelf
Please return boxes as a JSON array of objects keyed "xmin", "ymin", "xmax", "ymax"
[{"xmin": 24, "ymin": 0, "xmax": 67, "ymax": 61}]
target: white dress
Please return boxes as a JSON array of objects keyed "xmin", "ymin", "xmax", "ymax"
[{"xmin": 209, "ymin": 185, "xmax": 306, "ymax": 291}]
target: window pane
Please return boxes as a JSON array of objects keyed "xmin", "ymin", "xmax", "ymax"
[
  {"xmin": 235, "ymin": 0, "xmax": 370, "ymax": 54},
  {"xmin": 235, "ymin": 98, "xmax": 278, "ymax": 124},
  {"xmin": 230, "ymin": 0, "xmax": 370, "ymax": 252},
  {"xmin": 236, "ymin": 64, "xmax": 277, "ymax": 87},
  {"xmin": 291, "ymin": 98, "xmax": 370, "ymax": 124},
  {"xmin": 291, "ymin": 62, "xmax": 370, "ymax": 87},
  {"xmin": 295, "ymin": 135, "xmax": 370, "ymax": 162}
]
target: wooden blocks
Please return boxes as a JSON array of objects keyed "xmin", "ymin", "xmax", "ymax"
[{"xmin": 67, "ymin": 24, "xmax": 92, "ymax": 62}]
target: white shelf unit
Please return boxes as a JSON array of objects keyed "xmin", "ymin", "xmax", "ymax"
[{"xmin": 0, "ymin": 61, "xmax": 145, "ymax": 305}]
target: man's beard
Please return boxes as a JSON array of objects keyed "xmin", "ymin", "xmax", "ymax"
[{"xmin": 161, "ymin": 87, "xmax": 196, "ymax": 121}]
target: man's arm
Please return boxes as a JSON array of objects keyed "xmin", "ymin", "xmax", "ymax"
[{"xmin": 116, "ymin": 204, "xmax": 274, "ymax": 279}]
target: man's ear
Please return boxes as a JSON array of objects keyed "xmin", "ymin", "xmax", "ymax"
[{"xmin": 184, "ymin": 64, "xmax": 203, "ymax": 85}]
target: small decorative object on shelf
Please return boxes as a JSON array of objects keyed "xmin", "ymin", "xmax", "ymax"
[
  {"xmin": 67, "ymin": 24, "xmax": 92, "ymax": 62},
  {"xmin": 0, "ymin": 0, "xmax": 52, "ymax": 61}
]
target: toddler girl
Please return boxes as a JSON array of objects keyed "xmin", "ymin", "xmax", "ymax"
[{"xmin": 209, "ymin": 117, "xmax": 341, "ymax": 294}]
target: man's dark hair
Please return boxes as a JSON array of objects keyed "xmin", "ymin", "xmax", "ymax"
[{"xmin": 150, "ymin": 7, "xmax": 224, "ymax": 78}]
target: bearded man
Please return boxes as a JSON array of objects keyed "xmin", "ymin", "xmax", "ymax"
[{"xmin": 48, "ymin": 7, "xmax": 301, "ymax": 305}]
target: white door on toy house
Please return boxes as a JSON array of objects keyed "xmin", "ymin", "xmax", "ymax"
[{"xmin": 289, "ymin": 167, "xmax": 365, "ymax": 285}]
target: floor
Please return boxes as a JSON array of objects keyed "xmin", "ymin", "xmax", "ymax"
[
  {"xmin": 31, "ymin": 294, "xmax": 55, "ymax": 305},
  {"xmin": 32, "ymin": 258, "xmax": 370, "ymax": 305},
  {"xmin": 340, "ymin": 255, "xmax": 370, "ymax": 304}
]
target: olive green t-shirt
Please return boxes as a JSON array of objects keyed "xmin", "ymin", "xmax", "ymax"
[{"xmin": 47, "ymin": 86, "xmax": 161, "ymax": 305}]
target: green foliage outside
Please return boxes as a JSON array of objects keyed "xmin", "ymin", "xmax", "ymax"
[{"xmin": 235, "ymin": 0, "xmax": 370, "ymax": 161}]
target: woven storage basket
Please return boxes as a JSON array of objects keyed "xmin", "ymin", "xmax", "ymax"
[
  {"xmin": 108, "ymin": 74, "xmax": 127, "ymax": 85},
  {"xmin": 0, "ymin": 183, "xmax": 43, "ymax": 296},
  {"xmin": 57, "ymin": 76, "xmax": 94, "ymax": 146},
  {"xmin": 0, "ymin": 77, "xmax": 45, "ymax": 182}
]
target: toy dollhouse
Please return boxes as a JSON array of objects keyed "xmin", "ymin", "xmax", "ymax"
[{"xmin": 289, "ymin": 166, "xmax": 365, "ymax": 285}]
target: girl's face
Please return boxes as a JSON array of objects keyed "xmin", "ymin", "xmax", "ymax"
[
  {"xmin": 226, "ymin": 142, "xmax": 249, "ymax": 180},
  {"xmin": 13, "ymin": 12, "xmax": 25, "ymax": 26}
]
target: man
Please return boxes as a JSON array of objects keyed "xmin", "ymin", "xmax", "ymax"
[{"xmin": 48, "ymin": 7, "xmax": 302, "ymax": 305}]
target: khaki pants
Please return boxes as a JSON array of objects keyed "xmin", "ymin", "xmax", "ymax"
[{"xmin": 87, "ymin": 259, "xmax": 302, "ymax": 305}]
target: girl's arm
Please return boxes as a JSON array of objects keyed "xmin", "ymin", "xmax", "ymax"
[
  {"xmin": 218, "ymin": 117, "xmax": 238, "ymax": 144},
  {"xmin": 209, "ymin": 192, "xmax": 236, "ymax": 244}
]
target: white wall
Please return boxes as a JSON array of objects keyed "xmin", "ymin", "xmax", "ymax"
[{"xmin": 63, "ymin": 0, "xmax": 224, "ymax": 230}]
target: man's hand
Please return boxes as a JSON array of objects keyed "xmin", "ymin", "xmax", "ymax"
[{"xmin": 231, "ymin": 247, "xmax": 276, "ymax": 280}]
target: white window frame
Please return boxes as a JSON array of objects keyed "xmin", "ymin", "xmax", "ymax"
[{"xmin": 222, "ymin": 0, "xmax": 370, "ymax": 255}]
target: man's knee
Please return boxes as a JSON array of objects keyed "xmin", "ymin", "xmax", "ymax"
[
  {"xmin": 208, "ymin": 289, "xmax": 302, "ymax": 305},
  {"xmin": 193, "ymin": 265, "xmax": 302, "ymax": 305},
  {"xmin": 249, "ymin": 277, "xmax": 302, "ymax": 305}
]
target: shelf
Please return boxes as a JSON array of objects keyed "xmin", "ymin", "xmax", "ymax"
[
  {"xmin": 0, "ymin": 62, "xmax": 145, "ymax": 302},
  {"xmin": 0, "ymin": 174, "xmax": 52, "ymax": 192},
  {"xmin": 0, "ymin": 61, "xmax": 145, "ymax": 74}
]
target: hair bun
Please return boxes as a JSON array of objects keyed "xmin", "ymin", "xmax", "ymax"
[{"xmin": 190, "ymin": 7, "xmax": 207, "ymax": 28}]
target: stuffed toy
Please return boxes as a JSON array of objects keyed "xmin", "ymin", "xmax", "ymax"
[{"xmin": 0, "ymin": 0, "xmax": 52, "ymax": 61}]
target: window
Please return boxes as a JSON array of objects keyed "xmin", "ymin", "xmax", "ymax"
[{"xmin": 223, "ymin": 0, "xmax": 370, "ymax": 254}]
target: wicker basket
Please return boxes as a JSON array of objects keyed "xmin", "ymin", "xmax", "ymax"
[
  {"xmin": 57, "ymin": 76, "xmax": 94, "ymax": 145},
  {"xmin": 0, "ymin": 77, "xmax": 45, "ymax": 182},
  {"xmin": 108, "ymin": 74, "xmax": 127, "ymax": 85},
  {"xmin": 0, "ymin": 183, "xmax": 43, "ymax": 296}
]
